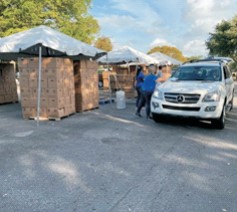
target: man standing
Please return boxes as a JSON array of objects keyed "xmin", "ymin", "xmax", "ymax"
[{"xmin": 136, "ymin": 64, "xmax": 160, "ymax": 119}]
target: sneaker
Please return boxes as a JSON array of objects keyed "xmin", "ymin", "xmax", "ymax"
[{"xmin": 136, "ymin": 112, "xmax": 142, "ymax": 118}]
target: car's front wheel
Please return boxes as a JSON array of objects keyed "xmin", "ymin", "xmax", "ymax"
[{"xmin": 211, "ymin": 105, "xmax": 226, "ymax": 129}]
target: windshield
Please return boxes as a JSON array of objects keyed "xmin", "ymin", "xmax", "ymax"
[{"xmin": 172, "ymin": 66, "xmax": 222, "ymax": 81}]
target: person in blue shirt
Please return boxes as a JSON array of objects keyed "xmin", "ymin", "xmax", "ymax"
[
  {"xmin": 135, "ymin": 66, "xmax": 145, "ymax": 107},
  {"xmin": 136, "ymin": 64, "xmax": 160, "ymax": 119}
]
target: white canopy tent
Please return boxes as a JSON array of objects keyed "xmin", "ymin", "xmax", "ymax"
[
  {"xmin": 149, "ymin": 52, "xmax": 182, "ymax": 66},
  {"xmin": 0, "ymin": 25, "xmax": 105, "ymax": 125},
  {"xmin": 0, "ymin": 25, "xmax": 105, "ymax": 60},
  {"xmin": 98, "ymin": 46, "xmax": 159, "ymax": 103},
  {"xmin": 98, "ymin": 46, "xmax": 159, "ymax": 65}
]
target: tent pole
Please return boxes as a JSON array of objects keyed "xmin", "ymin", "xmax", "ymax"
[
  {"xmin": 36, "ymin": 46, "xmax": 42, "ymax": 126},
  {"xmin": 127, "ymin": 62, "xmax": 130, "ymax": 74}
]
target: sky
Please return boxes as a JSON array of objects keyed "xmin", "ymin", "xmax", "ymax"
[{"xmin": 90, "ymin": 0, "xmax": 237, "ymax": 57}]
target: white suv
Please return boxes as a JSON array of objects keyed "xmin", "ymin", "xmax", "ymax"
[{"xmin": 151, "ymin": 59, "xmax": 235, "ymax": 129}]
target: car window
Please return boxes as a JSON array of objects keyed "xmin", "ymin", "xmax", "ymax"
[
  {"xmin": 173, "ymin": 66, "xmax": 222, "ymax": 81},
  {"xmin": 223, "ymin": 66, "xmax": 230, "ymax": 79},
  {"xmin": 227, "ymin": 67, "xmax": 232, "ymax": 79},
  {"xmin": 224, "ymin": 67, "xmax": 227, "ymax": 79}
]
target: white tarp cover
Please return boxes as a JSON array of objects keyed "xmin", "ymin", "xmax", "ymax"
[
  {"xmin": 0, "ymin": 25, "xmax": 104, "ymax": 58},
  {"xmin": 149, "ymin": 52, "xmax": 182, "ymax": 65},
  {"xmin": 98, "ymin": 46, "xmax": 159, "ymax": 65}
]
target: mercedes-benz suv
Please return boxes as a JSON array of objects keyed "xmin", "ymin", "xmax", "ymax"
[{"xmin": 151, "ymin": 59, "xmax": 235, "ymax": 129}]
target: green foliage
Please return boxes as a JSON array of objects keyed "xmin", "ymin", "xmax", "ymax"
[
  {"xmin": 186, "ymin": 55, "xmax": 203, "ymax": 62},
  {"xmin": 148, "ymin": 45, "xmax": 187, "ymax": 62},
  {"xmin": 230, "ymin": 62, "xmax": 237, "ymax": 72},
  {"xmin": 206, "ymin": 16, "xmax": 237, "ymax": 63},
  {"xmin": 94, "ymin": 37, "xmax": 113, "ymax": 52},
  {"xmin": 0, "ymin": 0, "xmax": 100, "ymax": 44}
]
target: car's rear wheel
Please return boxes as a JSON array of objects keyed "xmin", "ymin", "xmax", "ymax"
[
  {"xmin": 211, "ymin": 105, "xmax": 226, "ymax": 129},
  {"xmin": 152, "ymin": 113, "xmax": 162, "ymax": 123}
]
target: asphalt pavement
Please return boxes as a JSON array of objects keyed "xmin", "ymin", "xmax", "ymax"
[{"xmin": 0, "ymin": 84, "xmax": 237, "ymax": 212}]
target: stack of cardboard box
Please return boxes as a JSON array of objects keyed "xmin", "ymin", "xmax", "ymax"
[
  {"xmin": 111, "ymin": 65, "xmax": 136, "ymax": 98},
  {"xmin": 109, "ymin": 74, "xmax": 119, "ymax": 90},
  {"xmin": 102, "ymin": 71, "xmax": 135, "ymax": 98},
  {"xmin": 18, "ymin": 57, "xmax": 75, "ymax": 120},
  {"xmin": 102, "ymin": 71, "xmax": 118, "ymax": 89},
  {"xmin": 116, "ymin": 74, "xmax": 135, "ymax": 98},
  {"xmin": 0, "ymin": 64, "xmax": 18, "ymax": 104},
  {"xmin": 102, "ymin": 71, "xmax": 110, "ymax": 89},
  {"xmin": 74, "ymin": 60, "xmax": 99, "ymax": 112}
]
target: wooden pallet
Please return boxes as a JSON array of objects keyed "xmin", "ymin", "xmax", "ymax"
[
  {"xmin": 26, "ymin": 112, "xmax": 76, "ymax": 121},
  {"xmin": 99, "ymin": 97, "xmax": 114, "ymax": 105},
  {"xmin": 48, "ymin": 112, "xmax": 76, "ymax": 121},
  {"xmin": 0, "ymin": 101, "xmax": 18, "ymax": 106},
  {"xmin": 77, "ymin": 106, "xmax": 99, "ymax": 113}
]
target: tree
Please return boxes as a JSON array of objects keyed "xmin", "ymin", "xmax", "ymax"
[
  {"xmin": 148, "ymin": 45, "xmax": 187, "ymax": 62},
  {"xmin": 206, "ymin": 16, "xmax": 237, "ymax": 63},
  {"xmin": 230, "ymin": 62, "xmax": 237, "ymax": 72},
  {"xmin": 94, "ymin": 37, "xmax": 113, "ymax": 52},
  {"xmin": 186, "ymin": 55, "xmax": 203, "ymax": 62},
  {"xmin": 0, "ymin": 0, "xmax": 99, "ymax": 44}
]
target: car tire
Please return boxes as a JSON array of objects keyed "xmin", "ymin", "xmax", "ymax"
[
  {"xmin": 152, "ymin": 113, "xmax": 162, "ymax": 123},
  {"xmin": 211, "ymin": 105, "xmax": 226, "ymax": 130}
]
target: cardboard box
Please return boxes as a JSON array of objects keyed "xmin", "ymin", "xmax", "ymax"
[
  {"xmin": 29, "ymin": 78, "xmax": 38, "ymax": 88},
  {"xmin": 48, "ymin": 108, "xmax": 65, "ymax": 118},
  {"xmin": 20, "ymin": 77, "xmax": 29, "ymax": 88},
  {"xmin": 22, "ymin": 107, "xmax": 36, "ymax": 119},
  {"xmin": 0, "ymin": 63, "xmax": 18, "ymax": 104},
  {"xmin": 74, "ymin": 60, "xmax": 99, "ymax": 112},
  {"xmin": 48, "ymin": 97, "xmax": 58, "ymax": 108},
  {"xmin": 18, "ymin": 57, "xmax": 75, "ymax": 120},
  {"xmin": 0, "ymin": 95, "xmax": 5, "ymax": 103},
  {"xmin": 46, "ymin": 88, "xmax": 57, "ymax": 97},
  {"xmin": 20, "ymin": 88, "xmax": 31, "ymax": 96},
  {"xmin": 21, "ymin": 97, "xmax": 30, "ymax": 107},
  {"xmin": 28, "ymin": 58, "xmax": 39, "ymax": 68},
  {"xmin": 41, "ymin": 97, "xmax": 48, "ymax": 107}
]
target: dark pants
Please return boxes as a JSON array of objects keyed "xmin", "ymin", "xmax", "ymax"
[
  {"xmin": 144, "ymin": 91, "xmax": 153, "ymax": 118},
  {"xmin": 137, "ymin": 91, "xmax": 153, "ymax": 117},
  {"xmin": 136, "ymin": 87, "xmax": 142, "ymax": 107}
]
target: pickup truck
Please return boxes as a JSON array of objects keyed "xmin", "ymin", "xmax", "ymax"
[{"xmin": 151, "ymin": 59, "xmax": 235, "ymax": 129}]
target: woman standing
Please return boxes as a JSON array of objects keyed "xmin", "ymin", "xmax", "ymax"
[{"xmin": 135, "ymin": 66, "xmax": 145, "ymax": 108}]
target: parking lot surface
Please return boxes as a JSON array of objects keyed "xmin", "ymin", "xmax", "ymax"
[{"xmin": 0, "ymin": 85, "xmax": 237, "ymax": 212}]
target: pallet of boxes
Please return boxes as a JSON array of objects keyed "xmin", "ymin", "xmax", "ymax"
[
  {"xmin": 116, "ymin": 74, "xmax": 135, "ymax": 99},
  {"xmin": 112, "ymin": 65, "xmax": 136, "ymax": 98},
  {"xmin": 0, "ymin": 63, "xmax": 18, "ymax": 105},
  {"xmin": 102, "ymin": 71, "xmax": 110, "ymax": 89},
  {"xmin": 102, "ymin": 71, "xmax": 118, "ymax": 90},
  {"xmin": 18, "ymin": 58, "xmax": 76, "ymax": 120},
  {"xmin": 74, "ymin": 60, "xmax": 99, "ymax": 112}
]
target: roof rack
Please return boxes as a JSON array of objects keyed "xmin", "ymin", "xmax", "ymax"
[{"xmin": 183, "ymin": 58, "xmax": 226, "ymax": 65}]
